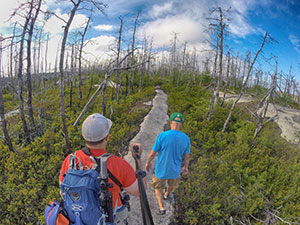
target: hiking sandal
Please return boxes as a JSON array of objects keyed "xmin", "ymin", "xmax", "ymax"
[
  {"xmin": 163, "ymin": 193, "xmax": 169, "ymax": 200},
  {"xmin": 157, "ymin": 209, "xmax": 166, "ymax": 215}
]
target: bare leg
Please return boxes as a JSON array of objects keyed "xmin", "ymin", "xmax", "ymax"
[
  {"xmin": 164, "ymin": 186, "xmax": 175, "ymax": 197},
  {"xmin": 154, "ymin": 189, "xmax": 164, "ymax": 210}
]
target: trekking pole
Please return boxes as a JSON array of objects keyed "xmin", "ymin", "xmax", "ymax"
[
  {"xmin": 133, "ymin": 145, "xmax": 154, "ymax": 225},
  {"xmin": 99, "ymin": 157, "xmax": 115, "ymax": 225}
]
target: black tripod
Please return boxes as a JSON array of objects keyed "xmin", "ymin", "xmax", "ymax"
[
  {"xmin": 98, "ymin": 156, "xmax": 115, "ymax": 225},
  {"xmin": 133, "ymin": 145, "xmax": 154, "ymax": 225}
]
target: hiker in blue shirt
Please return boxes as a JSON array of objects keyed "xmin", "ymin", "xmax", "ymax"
[{"xmin": 145, "ymin": 112, "xmax": 191, "ymax": 215}]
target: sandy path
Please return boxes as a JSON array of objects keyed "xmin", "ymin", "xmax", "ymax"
[
  {"xmin": 124, "ymin": 88, "xmax": 174, "ymax": 225},
  {"xmin": 220, "ymin": 92, "xmax": 300, "ymax": 144}
]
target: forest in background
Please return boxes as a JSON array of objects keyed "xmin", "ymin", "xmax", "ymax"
[{"xmin": 0, "ymin": 0, "xmax": 300, "ymax": 224}]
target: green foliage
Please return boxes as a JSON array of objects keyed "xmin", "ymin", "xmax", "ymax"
[
  {"xmin": 0, "ymin": 71, "xmax": 154, "ymax": 225},
  {"xmin": 163, "ymin": 81, "xmax": 300, "ymax": 224},
  {"xmin": 249, "ymin": 84, "xmax": 268, "ymax": 99},
  {"xmin": 1, "ymin": 69, "xmax": 300, "ymax": 224}
]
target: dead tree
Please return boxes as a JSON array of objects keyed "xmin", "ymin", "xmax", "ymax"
[
  {"xmin": 252, "ymin": 60, "xmax": 278, "ymax": 147},
  {"xmin": 26, "ymin": 0, "xmax": 42, "ymax": 133},
  {"xmin": 69, "ymin": 44, "xmax": 75, "ymax": 108},
  {"xmin": 178, "ymin": 40, "xmax": 187, "ymax": 86},
  {"xmin": 78, "ymin": 16, "xmax": 91, "ymax": 99},
  {"xmin": 51, "ymin": 0, "xmax": 107, "ymax": 152},
  {"xmin": 59, "ymin": 0, "xmax": 81, "ymax": 153},
  {"xmin": 73, "ymin": 49, "xmax": 148, "ymax": 127},
  {"xmin": 9, "ymin": 23, "xmax": 17, "ymax": 102},
  {"xmin": 285, "ymin": 65, "xmax": 293, "ymax": 95},
  {"xmin": 128, "ymin": 11, "xmax": 140, "ymax": 94},
  {"xmin": 44, "ymin": 32, "xmax": 49, "ymax": 89},
  {"xmin": 15, "ymin": 1, "xmax": 35, "ymax": 143},
  {"xmin": 220, "ymin": 51, "xmax": 231, "ymax": 106},
  {"xmin": 170, "ymin": 33, "xmax": 179, "ymax": 86},
  {"xmin": 114, "ymin": 16, "xmax": 123, "ymax": 100},
  {"xmin": 205, "ymin": 35, "xmax": 219, "ymax": 128},
  {"xmin": 222, "ymin": 32, "xmax": 269, "ymax": 133},
  {"xmin": 139, "ymin": 37, "xmax": 149, "ymax": 92},
  {"xmin": 213, "ymin": 7, "xmax": 227, "ymax": 115},
  {"xmin": 0, "ymin": 37, "xmax": 14, "ymax": 152},
  {"xmin": 37, "ymin": 27, "xmax": 43, "ymax": 91},
  {"xmin": 191, "ymin": 47, "xmax": 197, "ymax": 83}
]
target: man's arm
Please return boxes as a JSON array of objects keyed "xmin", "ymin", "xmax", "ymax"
[
  {"xmin": 145, "ymin": 150, "xmax": 157, "ymax": 172},
  {"xmin": 181, "ymin": 153, "xmax": 190, "ymax": 176},
  {"xmin": 123, "ymin": 179, "xmax": 139, "ymax": 197}
]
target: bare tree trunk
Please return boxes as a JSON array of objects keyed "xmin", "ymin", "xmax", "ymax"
[
  {"xmin": 37, "ymin": 26, "xmax": 42, "ymax": 92},
  {"xmin": 70, "ymin": 44, "xmax": 74, "ymax": 108},
  {"xmin": 180, "ymin": 41, "xmax": 187, "ymax": 86},
  {"xmin": 26, "ymin": 0, "xmax": 42, "ymax": 133},
  {"xmin": 139, "ymin": 38, "xmax": 147, "ymax": 92},
  {"xmin": 222, "ymin": 32, "xmax": 268, "ymax": 133},
  {"xmin": 125, "ymin": 45, "xmax": 130, "ymax": 95},
  {"xmin": 191, "ymin": 47, "xmax": 197, "ymax": 83},
  {"xmin": 54, "ymin": 40, "xmax": 60, "ymax": 87},
  {"xmin": 59, "ymin": 0, "xmax": 81, "ymax": 153},
  {"xmin": 17, "ymin": 2, "xmax": 34, "ymax": 143},
  {"xmin": 115, "ymin": 17, "xmax": 123, "ymax": 100},
  {"xmin": 129, "ymin": 11, "xmax": 140, "ymax": 94},
  {"xmin": 10, "ymin": 23, "xmax": 17, "ymax": 102},
  {"xmin": 78, "ymin": 16, "xmax": 90, "ymax": 99},
  {"xmin": 0, "ymin": 81, "xmax": 14, "ymax": 152},
  {"xmin": 171, "ymin": 33, "xmax": 178, "ymax": 87},
  {"xmin": 102, "ymin": 79, "xmax": 108, "ymax": 115},
  {"xmin": 221, "ymin": 51, "xmax": 231, "ymax": 106},
  {"xmin": 213, "ymin": 7, "xmax": 225, "ymax": 115},
  {"xmin": 205, "ymin": 36, "xmax": 219, "ymax": 128},
  {"xmin": 0, "ymin": 38, "xmax": 14, "ymax": 152},
  {"xmin": 44, "ymin": 32, "xmax": 49, "ymax": 89},
  {"xmin": 65, "ymin": 51, "xmax": 69, "ymax": 87},
  {"xmin": 86, "ymin": 69, "xmax": 94, "ymax": 99},
  {"xmin": 75, "ymin": 49, "xmax": 142, "ymax": 127},
  {"xmin": 252, "ymin": 67, "xmax": 278, "ymax": 147}
]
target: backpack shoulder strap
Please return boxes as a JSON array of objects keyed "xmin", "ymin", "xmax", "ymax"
[
  {"xmin": 81, "ymin": 147, "xmax": 123, "ymax": 189},
  {"xmin": 68, "ymin": 152, "xmax": 84, "ymax": 170}
]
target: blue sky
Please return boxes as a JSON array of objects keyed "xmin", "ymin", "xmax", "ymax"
[{"xmin": 0, "ymin": 0, "xmax": 299, "ymax": 80}]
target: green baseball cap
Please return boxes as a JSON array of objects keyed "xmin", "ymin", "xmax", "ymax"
[{"xmin": 169, "ymin": 112, "xmax": 184, "ymax": 123}]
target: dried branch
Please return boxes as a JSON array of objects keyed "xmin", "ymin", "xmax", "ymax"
[
  {"xmin": 222, "ymin": 32, "xmax": 269, "ymax": 133},
  {"xmin": 73, "ymin": 48, "xmax": 140, "ymax": 127}
]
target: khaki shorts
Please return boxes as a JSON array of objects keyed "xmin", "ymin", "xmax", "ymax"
[{"xmin": 151, "ymin": 173, "xmax": 180, "ymax": 191}]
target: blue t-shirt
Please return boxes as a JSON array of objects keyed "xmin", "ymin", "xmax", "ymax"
[{"xmin": 152, "ymin": 129, "xmax": 191, "ymax": 179}]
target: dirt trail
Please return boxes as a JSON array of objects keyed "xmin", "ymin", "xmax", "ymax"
[
  {"xmin": 220, "ymin": 92, "xmax": 300, "ymax": 144},
  {"xmin": 124, "ymin": 88, "xmax": 174, "ymax": 225}
]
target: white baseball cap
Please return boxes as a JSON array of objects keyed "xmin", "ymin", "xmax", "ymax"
[{"xmin": 82, "ymin": 113, "xmax": 112, "ymax": 142}]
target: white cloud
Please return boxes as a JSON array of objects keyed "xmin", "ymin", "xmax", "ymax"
[
  {"xmin": 149, "ymin": 2, "xmax": 174, "ymax": 18},
  {"xmin": 83, "ymin": 35, "xmax": 117, "ymax": 62},
  {"xmin": 137, "ymin": 0, "xmax": 260, "ymax": 51},
  {"xmin": 289, "ymin": 34, "xmax": 300, "ymax": 47},
  {"xmin": 138, "ymin": 15, "xmax": 208, "ymax": 48},
  {"xmin": 94, "ymin": 24, "xmax": 115, "ymax": 31},
  {"xmin": 44, "ymin": 9, "xmax": 88, "ymax": 36},
  {"xmin": 228, "ymin": 12, "xmax": 254, "ymax": 37},
  {"xmin": 0, "ymin": 0, "xmax": 23, "ymax": 26},
  {"xmin": 289, "ymin": 34, "xmax": 300, "ymax": 54}
]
